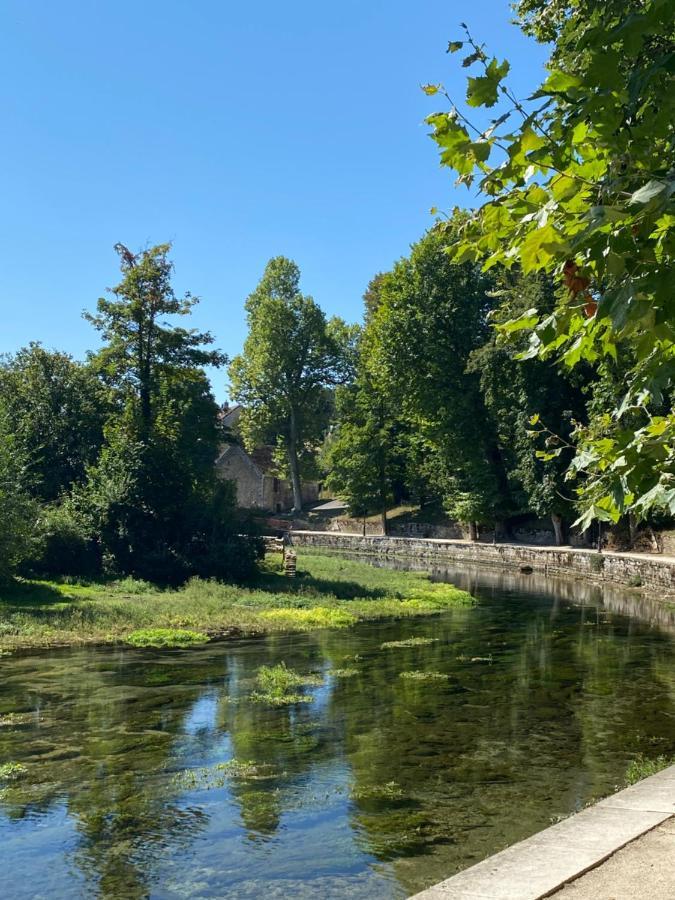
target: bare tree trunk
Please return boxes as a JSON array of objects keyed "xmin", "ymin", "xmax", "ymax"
[
  {"xmin": 551, "ymin": 512, "xmax": 565, "ymax": 546},
  {"xmin": 287, "ymin": 407, "xmax": 303, "ymax": 513},
  {"xmin": 468, "ymin": 522, "xmax": 478, "ymax": 542}
]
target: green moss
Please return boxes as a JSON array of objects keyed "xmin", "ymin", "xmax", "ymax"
[
  {"xmin": 332, "ymin": 667, "xmax": 359, "ymax": 678},
  {"xmin": 125, "ymin": 628, "xmax": 208, "ymax": 648},
  {"xmin": 352, "ymin": 781, "xmax": 405, "ymax": 801}
]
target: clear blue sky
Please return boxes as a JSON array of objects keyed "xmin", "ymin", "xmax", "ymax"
[{"xmin": 0, "ymin": 0, "xmax": 548, "ymax": 400}]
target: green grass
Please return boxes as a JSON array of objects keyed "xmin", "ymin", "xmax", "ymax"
[
  {"xmin": 0, "ymin": 552, "xmax": 474, "ymax": 651},
  {"xmin": 125, "ymin": 628, "xmax": 209, "ymax": 648},
  {"xmin": 625, "ymin": 753, "xmax": 675, "ymax": 785}
]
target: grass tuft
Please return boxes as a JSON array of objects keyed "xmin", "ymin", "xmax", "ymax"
[
  {"xmin": 125, "ymin": 628, "xmax": 208, "ymax": 648},
  {"xmin": 0, "ymin": 762, "xmax": 28, "ymax": 781},
  {"xmin": 625, "ymin": 753, "xmax": 675, "ymax": 785},
  {"xmin": 251, "ymin": 662, "xmax": 321, "ymax": 706}
]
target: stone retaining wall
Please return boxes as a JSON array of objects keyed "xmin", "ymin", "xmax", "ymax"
[{"xmin": 288, "ymin": 530, "xmax": 675, "ymax": 593}]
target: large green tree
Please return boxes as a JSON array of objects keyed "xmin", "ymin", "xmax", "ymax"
[
  {"xmin": 364, "ymin": 229, "xmax": 511, "ymax": 535},
  {"xmin": 86, "ymin": 243, "xmax": 225, "ymax": 432},
  {"xmin": 0, "ymin": 400, "xmax": 40, "ymax": 580},
  {"xmin": 424, "ymin": 0, "xmax": 674, "ymax": 527},
  {"xmin": 67, "ymin": 243, "xmax": 255, "ymax": 583},
  {"xmin": 229, "ymin": 257, "xmax": 355, "ymax": 512},
  {"xmin": 0, "ymin": 344, "xmax": 108, "ymax": 501}
]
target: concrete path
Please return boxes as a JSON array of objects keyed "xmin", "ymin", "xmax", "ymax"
[
  {"xmin": 550, "ymin": 818, "xmax": 675, "ymax": 899},
  {"xmin": 409, "ymin": 765, "xmax": 675, "ymax": 900}
]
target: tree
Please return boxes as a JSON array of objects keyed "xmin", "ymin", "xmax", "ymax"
[
  {"xmin": 468, "ymin": 272, "xmax": 588, "ymax": 544},
  {"xmin": 424, "ymin": 1, "xmax": 675, "ymax": 526},
  {"xmin": 364, "ymin": 228, "xmax": 510, "ymax": 534},
  {"xmin": 0, "ymin": 344, "xmax": 108, "ymax": 501},
  {"xmin": 86, "ymin": 243, "xmax": 225, "ymax": 432},
  {"xmin": 229, "ymin": 257, "xmax": 355, "ymax": 512},
  {"xmin": 0, "ymin": 400, "xmax": 40, "ymax": 580},
  {"xmin": 68, "ymin": 243, "xmax": 256, "ymax": 584}
]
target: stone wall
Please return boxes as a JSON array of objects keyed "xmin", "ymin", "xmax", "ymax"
[{"xmin": 288, "ymin": 530, "xmax": 675, "ymax": 593}]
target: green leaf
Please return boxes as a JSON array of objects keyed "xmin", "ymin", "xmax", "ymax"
[
  {"xmin": 499, "ymin": 309, "xmax": 540, "ymax": 333},
  {"xmin": 422, "ymin": 83, "xmax": 441, "ymax": 96},
  {"xmin": 466, "ymin": 58, "xmax": 510, "ymax": 108},
  {"xmin": 447, "ymin": 41, "xmax": 463, "ymax": 53}
]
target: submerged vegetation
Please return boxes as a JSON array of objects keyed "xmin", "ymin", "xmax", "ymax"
[{"xmin": 0, "ymin": 553, "xmax": 473, "ymax": 651}]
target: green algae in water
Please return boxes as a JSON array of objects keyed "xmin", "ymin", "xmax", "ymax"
[{"xmin": 2, "ymin": 561, "xmax": 675, "ymax": 900}]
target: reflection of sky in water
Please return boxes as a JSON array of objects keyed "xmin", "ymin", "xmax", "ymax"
[{"xmin": 2, "ymin": 564, "xmax": 675, "ymax": 899}]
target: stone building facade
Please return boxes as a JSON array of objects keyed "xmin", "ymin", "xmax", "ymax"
[{"xmin": 215, "ymin": 443, "xmax": 319, "ymax": 512}]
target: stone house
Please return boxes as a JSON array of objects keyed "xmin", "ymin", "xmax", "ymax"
[{"xmin": 215, "ymin": 442, "xmax": 319, "ymax": 512}]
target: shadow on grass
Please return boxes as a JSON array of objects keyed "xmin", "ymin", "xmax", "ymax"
[
  {"xmin": 0, "ymin": 579, "xmax": 75, "ymax": 610},
  {"xmin": 252, "ymin": 569, "xmax": 389, "ymax": 601}
]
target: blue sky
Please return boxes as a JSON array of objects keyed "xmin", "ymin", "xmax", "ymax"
[{"xmin": 0, "ymin": 0, "xmax": 548, "ymax": 400}]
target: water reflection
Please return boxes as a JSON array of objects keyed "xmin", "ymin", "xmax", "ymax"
[{"xmin": 2, "ymin": 565, "xmax": 675, "ymax": 898}]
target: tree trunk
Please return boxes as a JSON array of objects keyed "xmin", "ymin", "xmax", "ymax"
[
  {"xmin": 468, "ymin": 521, "xmax": 478, "ymax": 542},
  {"xmin": 628, "ymin": 512, "xmax": 638, "ymax": 549},
  {"xmin": 551, "ymin": 512, "xmax": 565, "ymax": 546},
  {"xmin": 380, "ymin": 508, "xmax": 388, "ymax": 536},
  {"xmin": 287, "ymin": 408, "xmax": 303, "ymax": 513}
]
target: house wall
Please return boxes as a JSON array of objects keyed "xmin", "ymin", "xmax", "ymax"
[{"xmin": 216, "ymin": 449, "xmax": 265, "ymax": 508}]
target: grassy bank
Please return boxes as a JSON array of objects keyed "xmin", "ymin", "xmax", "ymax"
[{"xmin": 0, "ymin": 552, "xmax": 473, "ymax": 651}]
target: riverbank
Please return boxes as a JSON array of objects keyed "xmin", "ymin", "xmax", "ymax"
[
  {"xmin": 289, "ymin": 531, "xmax": 675, "ymax": 595},
  {"xmin": 0, "ymin": 553, "xmax": 473, "ymax": 652}
]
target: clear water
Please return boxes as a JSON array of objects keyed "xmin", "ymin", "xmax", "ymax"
[{"xmin": 2, "ymin": 562, "xmax": 675, "ymax": 899}]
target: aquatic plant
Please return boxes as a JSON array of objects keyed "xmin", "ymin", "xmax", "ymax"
[
  {"xmin": 625, "ymin": 753, "xmax": 675, "ymax": 785},
  {"xmin": 332, "ymin": 668, "xmax": 359, "ymax": 678},
  {"xmin": 352, "ymin": 781, "xmax": 405, "ymax": 801},
  {"xmin": 0, "ymin": 712, "xmax": 33, "ymax": 727},
  {"xmin": 0, "ymin": 762, "xmax": 28, "ymax": 781},
  {"xmin": 399, "ymin": 670, "xmax": 450, "ymax": 681},
  {"xmin": 380, "ymin": 637, "xmax": 438, "ymax": 649},
  {"xmin": 251, "ymin": 662, "xmax": 321, "ymax": 706},
  {"xmin": 172, "ymin": 759, "xmax": 280, "ymax": 790},
  {"xmin": 125, "ymin": 628, "xmax": 208, "ymax": 648}
]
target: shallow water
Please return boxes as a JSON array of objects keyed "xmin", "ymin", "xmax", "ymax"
[{"xmin": 2, "ymin": 562, "xmax": 675, "ymax": 899}]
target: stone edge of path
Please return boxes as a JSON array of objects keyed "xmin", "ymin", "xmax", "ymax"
[{"xmin": 408, "ymin": 765, "xmax": 675, "ymax": 900}]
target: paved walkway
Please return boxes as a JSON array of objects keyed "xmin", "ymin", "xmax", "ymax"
[
  {"xmin": 410, "ymin": 765, "xmax": 675, "ymax": 900},
  {"xmin": 550, "ymin": 817, "xmax": 675, "ymax": 899}
]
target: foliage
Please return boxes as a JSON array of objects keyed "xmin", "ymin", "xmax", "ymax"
[
  {"xmin": 0, "ymin": 762, "xmax": 28, "ymax": 782},
  {"xmin": 358, "ymin": 228, "xmax": 510, "ymax": 529},
  {"xmin": 229, "ymin": 257, "xmax": 356, "ymax": 511},
  {"xmin": 0, "ymin": 344, "xmax": 109, "ymax": 501},
  {"xmin": 58, "ymin": 243, "xmax": 258, "ymax": 584},
  {"xmin": 125, "ymin": 628, "xmax": 208, "ymax": 648},
  {"xmin": 258, "ymin": 607, "xmax": 358, "ymax": 629},
  {"xmin": 0, "ymin": 402, "xmax": 41, "ymax": 581},
  {"xmin": 425, "ymin": 3, "xmax": 675, "ymax": 525}
]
